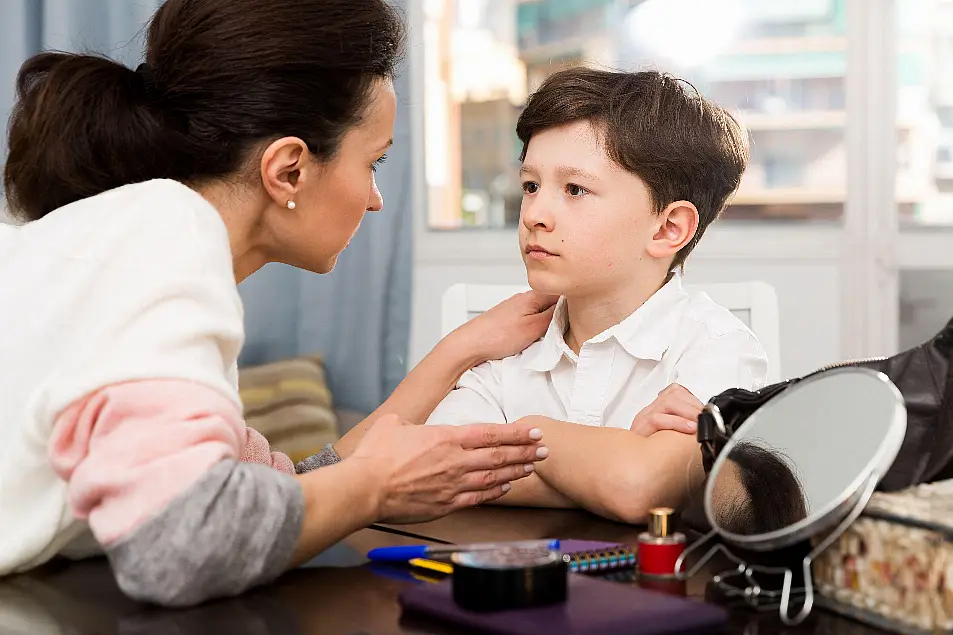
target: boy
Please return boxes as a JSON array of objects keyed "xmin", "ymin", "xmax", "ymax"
[{"xmin": 425, "ymin": 68, "xmax": 768, "ymax": 523}]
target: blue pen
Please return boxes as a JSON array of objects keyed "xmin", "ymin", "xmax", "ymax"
[{"xmin": 367, "ymin": 539, "xmax": 560, "ymax": 563}]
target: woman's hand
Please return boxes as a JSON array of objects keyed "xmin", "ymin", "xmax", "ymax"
[
  {"xmin": 630, "ymin": 384, "xmax": 703, "ymax": 437},
  {"xmin": 333, "ymin": 291, "xmax": 556, "ymax": 459},
  {"xmin": 351, "ymin": 414, "xmax": 548, "ymax": 524},
  {"xmin": 446, "ymin": 290, "xmax": 558, "ymax": 364}
]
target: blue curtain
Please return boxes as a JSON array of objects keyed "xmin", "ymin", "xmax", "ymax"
[
  {"xmin": 0, "ymin": 0, "xmax": 413, "ymax": 415},
  {"xmin": 1, "ymin": 1, "xmax": 162, "ymax": 155}
]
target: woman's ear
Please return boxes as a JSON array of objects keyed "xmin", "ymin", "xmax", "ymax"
[
  {"xmin": 646, "ymin": 201, "xmax": 699, "ymax": 260},
  {"xmin": 259, "ymin": 137, "xmax": 309, "ymax": 209}
]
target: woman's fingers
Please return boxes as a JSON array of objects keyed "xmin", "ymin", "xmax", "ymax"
[
  {"xmin": 461, "ymin": 443, "xmax": 548, "ymax": 471},
  {"xmin": 451, "ymin": 483, "xmax": 512, "ymax": 509},
  {"xmin": 459, "ymin": 291, "xmax": 559, "ymax": 362},
  {"xmin": 530, "ymin": 304, "xmax": 557, "ymax": 328},
  {"xmin": 525, "ymin": 290, "xmax": 559, "ymax": 313},
  {"xmin": 458, "ymin": 463, "xmax": 535, "ymax": 493},
  {"xmin": 452, "ymin": 421, "xmax": 543, "ymax": 450}
]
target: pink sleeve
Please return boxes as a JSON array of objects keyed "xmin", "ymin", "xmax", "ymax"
[
  {"xmin": 240, "ymin": 427, "xmax": 295, "ymax": 475},
  {"xmin": 48, "ymin": 379, "xmax": 291, "ymax": 547}
]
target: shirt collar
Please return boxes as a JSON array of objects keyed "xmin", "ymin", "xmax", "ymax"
[
  {"xmin": 522, "ymin": 273, "xmax": 691, "ymax": 372},
  {"xmin": 523, "ymin": 296, "xmax": 574, "ymax": 372}
]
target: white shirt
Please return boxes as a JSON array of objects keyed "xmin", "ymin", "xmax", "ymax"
[
  {"xmin": 427, "ymin": 274, "xmax": 768, "ymax": 429},
  {"xmin": 0, "ymin": 180, "xmax": 244, "ymax": 574}
]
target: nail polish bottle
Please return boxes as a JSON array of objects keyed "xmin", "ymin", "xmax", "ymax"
[{"xmin": 637, "ymin": 507, "xmax": 686, "ymax": 579}]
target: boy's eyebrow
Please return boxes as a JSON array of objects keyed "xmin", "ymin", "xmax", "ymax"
[{"xmin": 519, "ymin": 164, "xmax": 601, "ymax": 182}]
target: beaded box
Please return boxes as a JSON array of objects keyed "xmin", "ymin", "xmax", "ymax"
[{"xmin": 813, "ymin": 479, "xmax": 953, "ymax": 634}]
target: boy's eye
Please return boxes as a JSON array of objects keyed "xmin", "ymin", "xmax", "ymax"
[
  {"xmin": 522, "ymin": 181, "xmax": 539, "ymax": 195},
  {"xmin": 566, "ymin": 183, "xmax": 589, "ymax": 197},
  {"xmin": 372, "ymin": 154, "xmax": 388, "ymax": 173}
]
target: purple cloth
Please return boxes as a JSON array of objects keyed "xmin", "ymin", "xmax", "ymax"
[{"xmin": 399, "ymin": 573, "xmax": 728, "ymax": 635}]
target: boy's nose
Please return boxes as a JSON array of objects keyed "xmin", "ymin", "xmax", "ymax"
[{"xmin": 521, "ymin": 201, "xmax": 554, "ymax": 231}]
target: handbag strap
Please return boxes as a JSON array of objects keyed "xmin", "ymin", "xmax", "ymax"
[{"xmin": 697, "ymin": 382, "xmax": 795, "ymax": 474}]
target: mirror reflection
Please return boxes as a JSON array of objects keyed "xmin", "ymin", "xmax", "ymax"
[{"xmin": 706, "ymin": 369, "xmax": 905, "ymax": 540}]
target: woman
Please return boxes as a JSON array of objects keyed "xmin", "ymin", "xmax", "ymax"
[{"xmin": 0, "ymin": 0, "xmax": 556, "ymax": 607}]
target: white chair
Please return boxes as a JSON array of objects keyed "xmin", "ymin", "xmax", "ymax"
[{"xmin": 441, "ymin": 281, "xmax": 781, "ymax": 384}]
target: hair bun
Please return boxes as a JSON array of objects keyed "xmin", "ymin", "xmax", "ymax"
[{"xmin": 135, "ymin": 63, "xmax": 160, "ymax": 101}]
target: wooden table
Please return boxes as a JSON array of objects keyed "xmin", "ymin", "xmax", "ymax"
[{"xmin": 0, "ymin": 508, "xmax": 892, "ymax": 635}]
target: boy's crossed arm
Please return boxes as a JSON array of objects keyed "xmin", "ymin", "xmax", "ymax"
[
  {"xmin": 494, "ymin": 385, "xmax": 705, "ymax": 523},
  {"xmin": 507, "ymin": 411, "xmax": 705, "ymax": 524},
  {"xmin": 428, "ymin": 365, "xmax": 706, "ymax": 523},
  {"xmin": 507, "ymin": 334, "xmax": 768, "ymax": 522},
  {"xmin": 426, "ymin": 329, "xmax": 767, "ymax": 523}
]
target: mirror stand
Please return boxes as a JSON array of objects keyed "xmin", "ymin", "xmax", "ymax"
[{"xmin": 675, "ymin": 473, "xmax": 880, "ymax": 626}]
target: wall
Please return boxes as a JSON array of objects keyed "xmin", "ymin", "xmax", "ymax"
[{"xmin": 410, "ymin": 246, "xmax": 844, "ymax": 381}]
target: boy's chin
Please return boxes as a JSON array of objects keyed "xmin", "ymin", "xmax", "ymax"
[{"xmin": 526, "ymin": 271, "xmax": 568, "ymax": 297}]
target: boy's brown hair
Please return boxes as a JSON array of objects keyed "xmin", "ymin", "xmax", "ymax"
[{"xmin": 516, "ymin": 67, "xmax": 749, "ymax": 271}]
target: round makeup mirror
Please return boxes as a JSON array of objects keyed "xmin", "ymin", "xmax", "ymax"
[
  {"xmin": 679, "ymin": 367, "xmax": 907, "ymax": 626},
  {"xmin": 704, "ymin": 367, "xmax": 906, "ymax": 550}
]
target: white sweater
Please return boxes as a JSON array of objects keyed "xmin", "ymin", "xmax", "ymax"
[{"xmin": 0, "ymin": 180, "xmax": 245, "ymax": 574}]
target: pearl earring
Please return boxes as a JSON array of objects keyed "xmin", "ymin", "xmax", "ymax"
[{"xmin": 287, "ymin": 200, "xmax": 296, "ymax": 210}]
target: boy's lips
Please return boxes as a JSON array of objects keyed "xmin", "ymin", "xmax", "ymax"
[{"xmin": 525, "ymin": 244, "xmax": 558, "ymax": 259}]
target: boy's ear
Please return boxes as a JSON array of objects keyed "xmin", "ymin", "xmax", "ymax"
[{"xmin": 647, "ymin": 201, "xmax": 699, "ymax": 260}]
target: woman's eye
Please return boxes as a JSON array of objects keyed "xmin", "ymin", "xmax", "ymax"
[
  {"xmin": 522, "ymin": 181, "xmax": 539, "ymax": 194},
  {"xmin": 372, "ymin": 154, "xmax": 388, "ymax": 173},
  {"xmin": 566, "ymin": 183, "xmax": 588, "ymax": 197}
]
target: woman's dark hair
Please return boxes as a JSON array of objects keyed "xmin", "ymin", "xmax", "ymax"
[
  {"xmin": 716, "ymin": 441, "xmax": 809, "ymax": 536},
  {"xmin": 516, "ymin": 67, "xmax": 749, "ymax": 272},
  {"xmin": 4, "ymin": 0, "xmax": 405, "ymax": 222}
]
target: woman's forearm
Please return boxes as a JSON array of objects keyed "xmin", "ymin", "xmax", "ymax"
[
  {"xmin": 106, "ymin": 459, "xmax": 381, "ymax": 607},
  {"xmin": 334, "ymin": 334, "xmax": 481, "ymax": 457},
  {"xmin": 288, "ymin": 458, "xmax": 381, "ymax": 565},
  {"xmin": 106, "ymin": 461, "xmax": 305, "ymax": 607},
  {"xmin": 333, "ymin": 290, "xmax": 557, "ymax": 458}
]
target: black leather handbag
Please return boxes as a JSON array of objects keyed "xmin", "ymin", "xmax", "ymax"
[{"xmin": 682, "ymin": 316, "xmax": 953, "ymax": 536}]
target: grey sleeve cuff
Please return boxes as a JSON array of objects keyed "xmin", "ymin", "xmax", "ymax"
[
  {"xmin": 106, "ymin": 460, "xmax": 304, "ymax": 608},
  {"xmin": 294, "ymin": 443, "xmax": 342, "ymax": 474}
]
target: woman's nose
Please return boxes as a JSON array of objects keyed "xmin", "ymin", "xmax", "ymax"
[{"xmin": 367, "ymin": 178, "xmax": 384, "ymax": 212}]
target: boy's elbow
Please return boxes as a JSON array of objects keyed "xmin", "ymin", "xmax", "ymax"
[
  {"xmin": 598, "ymin": 466, "xmax": 687, "ymax": 525},
  {"xmin": 595, "ymin": 480, "xmax": 653, "ymax": 525},
  {"xmin": 605, "ymin": 438, "xmax": 700, "ymax": 525},
  {"xmin": 605, "ymin": 495, "xmax": 652, "ymax": 525}
]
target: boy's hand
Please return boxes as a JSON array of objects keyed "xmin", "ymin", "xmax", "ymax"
[{"xmin": 630, "ymin": 384, "xmax": 703, "ymax": 437}]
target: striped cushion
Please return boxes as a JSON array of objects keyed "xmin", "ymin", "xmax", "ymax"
[{"xmin": 238, "ymin": 355, "xmax": 340, "ymax": 463}]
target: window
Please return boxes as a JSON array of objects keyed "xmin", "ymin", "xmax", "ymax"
[
  {"xmin": 896, "ymin": 0, "xmax": 953, "ymax": 225},
  {"xmin": 897, "ymin": 1, "xmax": 953, "ymax": 355},
  {"xmin": 423, "ymin": 0, "xmax": 849, "ymax": 229}
]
